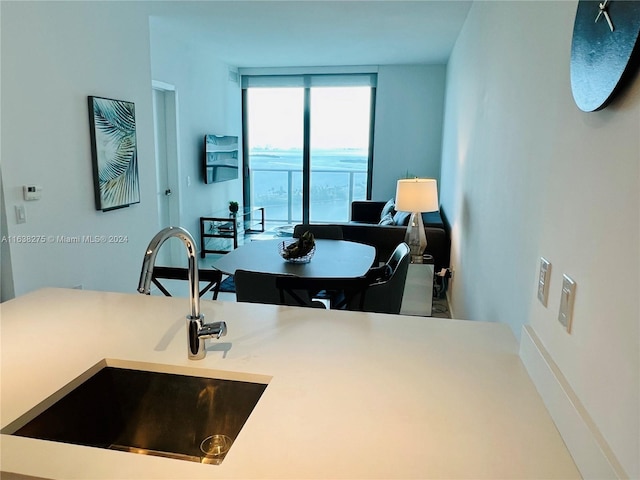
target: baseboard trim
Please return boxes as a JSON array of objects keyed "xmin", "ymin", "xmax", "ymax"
[{"xmin": 519, "ymin": 325, "xmax": 627, "ymax": 479}]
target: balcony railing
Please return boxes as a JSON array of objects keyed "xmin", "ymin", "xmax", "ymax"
[{"xmin": 249, "ymin": 167, "xmax": 368, "ymax": 225}]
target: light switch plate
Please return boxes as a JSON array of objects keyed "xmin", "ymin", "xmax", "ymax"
[
  {"xmin": 558, "ymin": 274, "xmax": 576, "ymax": 333},
  {"xmin": 537, "ymin": 257, "xmax": 551, "ymax": 306},
  {"xmin": 15, "ymin": 205, "xmax": 26, "ymax": 224}
]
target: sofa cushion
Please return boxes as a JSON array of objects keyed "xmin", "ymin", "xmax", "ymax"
[
  {"xmin": 380, "ymin": 199, "xmax": 396, "ymax": 219},
  {"xmin": 350, "ymin": 201, "xmax": 388, "ymax": 224},
  {"xmin": 393, "ymin": 211, "xmax": 411, "ymax": 226},
  {"xmin": 325, "ymin": 222, "xmax": 450, "ymax": 271},
  {"xmin": 422, "ymin": 211, "xmax": 445, "ymax": 227},
  {"xmin": 378, "ymin": 213, "xmax": 394, "ymax": 225}
]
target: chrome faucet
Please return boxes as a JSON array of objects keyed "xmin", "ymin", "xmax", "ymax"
[{"xmin": 137, "ymin": 227, "xmax": 227, "ymax": 360}]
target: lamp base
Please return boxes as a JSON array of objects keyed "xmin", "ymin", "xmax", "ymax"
[
  {"xmin": 410, "ymin": 254, "xmax": 425, "ymax": 264},
  {"xmin": 404, "ymin": 212, "xmax": 427, "ymax": 263}
]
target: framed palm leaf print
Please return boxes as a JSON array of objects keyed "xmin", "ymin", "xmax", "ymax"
[{"xmin": 88, "ymin": 96, "xmax": 140, "ymax": 211}]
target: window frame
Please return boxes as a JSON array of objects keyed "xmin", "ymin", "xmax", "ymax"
[{"xmin": 241, "ymin": 74, "xmax": 376, "ymax": 224}]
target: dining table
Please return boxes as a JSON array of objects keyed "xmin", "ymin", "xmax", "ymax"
[{"xmin": 212, "ymin": 238, "xmax": 376, "ymax": 278}]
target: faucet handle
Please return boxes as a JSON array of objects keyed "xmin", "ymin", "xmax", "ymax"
[{"xmin": 199, "ymin": 321, "xmax": 227, "ymax": 340}]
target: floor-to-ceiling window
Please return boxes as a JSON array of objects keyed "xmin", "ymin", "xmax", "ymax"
[{"xmin": 242, "ymin": 74, "xmax": 376, "ymax": 226}]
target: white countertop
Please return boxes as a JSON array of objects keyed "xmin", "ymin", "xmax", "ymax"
[{"xmin": 0, "ymin": 288, "xmax": 579, "ymax": 479}]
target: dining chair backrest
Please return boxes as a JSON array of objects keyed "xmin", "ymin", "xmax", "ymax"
[
  {"xmin": 386, "ymin": 242, "xmax": 411, "ymax": 274},
  {"xmin": 293, "ymin": 224, "xmax": 344, "ymax": 240},
  {"xmin": 276, "ymin": 275, "xmax": 370, "ymax": 310},
  {"xmin": 151, "ymin": 266, "xmax": 222, "ymax": 300},
  {"xmin": 234, "ymin": 269, "xmax": 326, "ymax": 309},
  {"xmin": 346, "ymin": 242, "xmax": 411, "ymax": 314}
]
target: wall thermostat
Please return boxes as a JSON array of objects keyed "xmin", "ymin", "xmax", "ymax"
[{"xmin": 23, "ymin": 185, "xmax": 42, "ymax": 201}]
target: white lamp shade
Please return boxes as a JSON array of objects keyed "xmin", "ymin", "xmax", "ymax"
[{"xmin": 395, "ymin": 178, "xmax": 439, "ymax": 213}]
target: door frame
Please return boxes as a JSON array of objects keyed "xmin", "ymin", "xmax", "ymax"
[{"xmin": 152, "ymin": 80, "xmax": 182, "ymax": 264}]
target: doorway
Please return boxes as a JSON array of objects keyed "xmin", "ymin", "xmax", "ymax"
[{"xmin": 152, "ymin": 82, "xmax": 181, "ymax": 265}]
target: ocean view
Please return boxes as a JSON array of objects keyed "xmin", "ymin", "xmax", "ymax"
[{"xmin": 249, "ymin": 148, "xmax": 368, "ymax": 224}]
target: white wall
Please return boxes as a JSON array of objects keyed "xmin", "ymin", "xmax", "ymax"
[
  {"xmin": 0, "ymin": 6, "xmax": 10, "ymax": 302},
  {"xmin": 149, "ymin": 20, "xmax": 243, "ymax": 239},
  {"xmin": 439, "ymin": 1, "xmax": 639, "ymax": 477},
  {"xmin": 1, "ymin": 2, "xmax": 160, "ymax": 296},
  {"xmin": 0, "ymin": 2, "xmax": 242, "ymax": 296},
  {"xmin": 372, "ymin": 65, "xmax": 446, "ymax": 200}
]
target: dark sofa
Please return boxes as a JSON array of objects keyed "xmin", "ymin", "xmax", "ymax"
[
  {"xmin": 294, "ymin": 201, "xmax": 451, "ymax": 271},
  {"xmin": 345, "ymin": 200, "xmax": 450, "ymax": 271}
]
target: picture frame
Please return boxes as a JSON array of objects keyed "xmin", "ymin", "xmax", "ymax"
[{"xmin": 88, "ymin": 96, "xmax": 140, "ymax": 211}]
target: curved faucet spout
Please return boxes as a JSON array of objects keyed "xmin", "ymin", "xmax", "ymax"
[
  {"xmin": 138, "ymin": 226, "xmax": 200, "ymax": 319},
  {"xmin": 138, "ymin": 227, "xmax": 226, "ymax": 360}
]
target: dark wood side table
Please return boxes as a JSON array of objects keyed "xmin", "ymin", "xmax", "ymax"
[{"xmin": 200, "ymin": 207, "xmax": 265, "ymax": 257}]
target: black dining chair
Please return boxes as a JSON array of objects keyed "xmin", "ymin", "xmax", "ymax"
[
  {"xmin": 234, "ymin": 269, "xmax": 326, "ymax": 309},
  {"xmin": 345, "ymin": 242, "xmax": 411, "ymax": 314},
  {"xmin": 151, "ymin": 266, "xmax": 222, "ymax": 300},
  {"xmin": 293, "ymin": 224, "xmax": 344, "ymax": 240},
  {"xmin": 275, "ymin": 275, "xmax": 370, "ymax": 310}
]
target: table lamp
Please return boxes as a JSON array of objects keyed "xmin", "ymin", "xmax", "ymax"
[{"xmin": 395, "ymin": 178, "xmax": 439, "ymax": 263}]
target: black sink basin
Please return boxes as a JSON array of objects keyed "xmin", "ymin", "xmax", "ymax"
[{"xmin": 6, "ymin": 362, "xmax": 268, "ymax": 464}]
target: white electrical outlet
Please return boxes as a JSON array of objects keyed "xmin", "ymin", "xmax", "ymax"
[
  {"xmin": 558, "ymin": 274, "xmax": 576, "ymax": 333},
  {"xmin": 537, "ymin": 257, "xmax": 551, "ymax": 306}
]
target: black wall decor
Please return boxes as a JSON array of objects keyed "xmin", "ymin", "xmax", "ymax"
[{"xmin": 571, "ymin": 0, "xmax": 640, "ymax": 112}]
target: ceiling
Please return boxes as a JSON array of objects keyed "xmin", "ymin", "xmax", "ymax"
[{"xmin": 149, "ymin": 1, "xmax": 473, "ymax": 68}]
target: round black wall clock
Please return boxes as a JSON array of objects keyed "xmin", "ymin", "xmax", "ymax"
[{"xmin": 571, "ymin": 0, "xmax": 640, "ymax": 112}]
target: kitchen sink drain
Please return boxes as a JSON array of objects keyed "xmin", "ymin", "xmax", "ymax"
[{"xmin": 200, "ymin": 434, "xmax": 233, "ymax": 458}]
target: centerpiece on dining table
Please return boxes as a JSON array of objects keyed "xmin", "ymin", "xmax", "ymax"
[{"xmin": 279, "ymin": 231, "xmax": 316, "ymax": 263}]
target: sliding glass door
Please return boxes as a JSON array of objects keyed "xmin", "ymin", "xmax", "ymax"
[
  {"xmin": 243, "ymin": 75, "xmax": 375, "ymax": 227},
  {"xmin": 309, "ymin": 87, "xmax": 371, "ymax": 222},
  {"xmin": 244, "ymin": 88, "xmax": 304, "ymax": 224}
]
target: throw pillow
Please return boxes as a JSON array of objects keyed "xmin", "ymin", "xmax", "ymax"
[
  {"xmin": 380, "ymin": 198, "xmax": 395, "ymax": 219},
  {"xmin": 378, "ymin": 213, "xmax": 394, "ymax": 225},
  {"xmin": 393, "ymin": 211, "xmax": 411, "ymax": 226}
]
